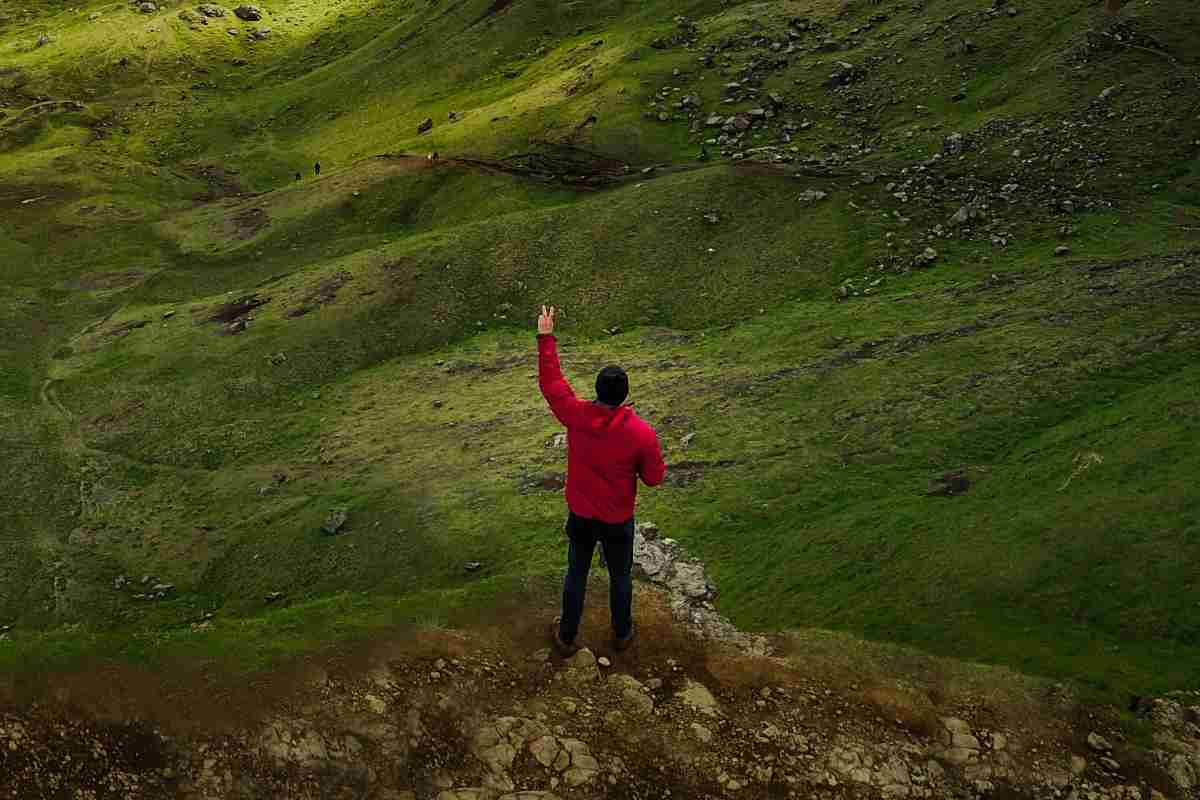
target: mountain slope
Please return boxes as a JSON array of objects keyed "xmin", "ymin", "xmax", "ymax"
[{"xmin": 0, "ymin": 0, "xmax": 1198, "ymax": 701}]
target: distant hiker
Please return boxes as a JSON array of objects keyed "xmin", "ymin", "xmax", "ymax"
[
  {"xmin": 536, "ymin": 305, "xmax": 666, "ymax": 657},
  {"xmin": 427, "ymin": 151, "xmax": 439, "ymax": 162},
  {"xmin": 314, "ymin": 161, "xmax": 321, "ymax": 176},
  {"xmin": 295, "ymin": 171, "xmax": 302, "ymax": 182}
]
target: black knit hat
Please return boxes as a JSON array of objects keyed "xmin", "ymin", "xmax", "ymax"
[{"xmin": 596, "ymin": 365, "xmax": 629, "ymax": 406}]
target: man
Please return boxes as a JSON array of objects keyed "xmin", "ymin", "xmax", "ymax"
[
  {"xmin": 536, "ymin": 305, "xmax": 666, "ymax": 657},
  {"xmin": 314, "ymin": 161, "xmax": 321, "ymax": 177}
]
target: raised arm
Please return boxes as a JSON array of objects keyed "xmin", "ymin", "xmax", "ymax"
[{"xmin": 537, "ymin": 306, "xmax": 586, "ymax": 429}]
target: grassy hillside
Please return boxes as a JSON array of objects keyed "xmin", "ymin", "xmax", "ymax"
[{"xmin": 1, "ymin": 0, "xmax": 1199, "ymax": 698}]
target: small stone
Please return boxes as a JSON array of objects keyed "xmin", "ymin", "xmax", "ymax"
[
  {"xmin": 418, "ymin": 118, "xmax": 434, "ymax": 134},
  {"xmin": 322, "ymin": 510, "xmax": 348, "ymax": 535},
  {"xmin": 597, "ymin": 657, "xmax": 611, "ymax": 668},
  {"xmin": 1070, "ymin": 755, "xmax": 1087, "ymax": 775},
  {"xmin": 1055, "ymin": 245, "xmax": 1072, "ymax": 257},
  {"xmin": 691, "ymin": 723, "xmax": 713, "ymax": 743},
  {"xmin": 529, "ymin": 734, "xmax": 560, "ymax": 768},
  {"xmin": 1087, "ymin": 732, "xmax": 1112, "ymax": 752},
  {"xmin": 951, "ymin": 733, "xmax": 981, "ymax": 750},
  {"xmin": 139, "ymin": 2, "xmax": 157, "ymax": 13},
  {"xmin": 465, "ymin": 561, "xmax": 483, "ymax": 572},
  {"xmin": 942, "ymin": 748, "xmax": 977, "ymax": 765},
  {"xmin": 677, "ymin": 679, "xmax": 720, "ymax": 715}
]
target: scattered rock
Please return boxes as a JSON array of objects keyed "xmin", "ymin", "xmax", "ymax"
[
  {"xmin": 798, "ymin": 189, "xmax": 828, "ymax": 204},
  {"xmin": 234, "ymin": 4, "xmax": 261, "ymax": 20},
  {"xmin": 197, "ymin": 4, "xmax": 226, "ymax": 17},
  {"xmin": 927, "ymin": 469, "xmax": 970, "ymax": 497},
  {"xmin": 139, "ymin": 2, "xmax": 157, "ymax": 13},
  {"xmin": 1087, "ymin": 732, "xmax": 1113, "ymax": 752},
  {"xmin": 914, "ymin": 247, "xmax": 939, "ymax": 267},
  {"xmin": 1055, "ymin": 245, "xmax": 1072, "ymax": 257},
  {"xmin": 321, "ymin": 510, "xmax": 348, "ymax": 535},
  {"xmin": 418, "ymin": 118, "xmax": 434, "ymax": 134},
  {"xmin": 677, "ymin": 679, "xmax": 720, "ymax": 716},
  {"xmin": 560, "ymin": 648, "xmax": 600, "ymax": 687}
]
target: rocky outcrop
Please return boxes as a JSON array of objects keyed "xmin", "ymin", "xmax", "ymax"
[
  {"xmin": 2, "ymin": 626, "xmax": 1193, "ymax": 800},
  {"xmin": 632, "ymin": 521, "xmax": 770, "ymax": 655}
]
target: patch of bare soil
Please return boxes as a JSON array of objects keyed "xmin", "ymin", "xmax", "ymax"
[
  {"xmin": 458, "ymin": 144, "xmax": 630, "ymax": 188},
  {"xmin": 181, "ymin": 162, "xmax": 245, "ymax": 202},
  {"xmin": 66, "ymin": 269, "xmax": 147, "ymax": 291},
  {"xmin": 518, "ymin": 472, "xmax": 566, "ymax": 494},
  {"xmin": 286, "ymin": 270, "xmax": 352, "ymax": 318},
  {"xmin": 230, "ymin": 206, "xmax": 268, "ymax": 239},
  {"xmin": 469, "ymin": 0, "xmax": 516, "ymax": 25},
  {"xmin": 201, "ymin": 294, "xmax": 270, "ymax": 335},
  {"xmin": 106, "ymin": 319, "xmax": 150, "ymax": 339},
  {"xmin": 0, "ymin": 183, "xmax": 80, "ymax": 212},
  {"xmin": 666, "ymin": 458, "xmax": 741, "ymax": 487}
]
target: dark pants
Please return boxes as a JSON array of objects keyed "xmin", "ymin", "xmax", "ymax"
[{"xmin": 559, "ymin": 512, "xmax": 634, "ymax": 644}]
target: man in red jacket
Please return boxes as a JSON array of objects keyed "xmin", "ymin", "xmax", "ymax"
[{"xmin": 537, "ymin": 305, "xmax": 666, "ymax": 657}]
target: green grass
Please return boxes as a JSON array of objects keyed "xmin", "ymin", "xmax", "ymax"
[{"xmin": 1, "ymin": 0, "xmax": 1200, "ymax": 702}]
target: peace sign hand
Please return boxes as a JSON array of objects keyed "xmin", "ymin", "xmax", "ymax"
[{"xmin": 538, "ymin": 305, "xmax": 557, "ymax": 336}]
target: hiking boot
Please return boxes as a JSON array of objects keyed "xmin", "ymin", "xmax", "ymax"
[
  {"xmin": 551, "ymin": 619, "xmax": 580, "ymax": 658},
  {"xmin": 613, "ymin": 623, "xmax": 637, "ymax": 653}
]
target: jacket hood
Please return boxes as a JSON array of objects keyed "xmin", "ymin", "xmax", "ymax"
[{"xmin": 582, "ymin": 402, "xmax": 632, "ymax": 432}]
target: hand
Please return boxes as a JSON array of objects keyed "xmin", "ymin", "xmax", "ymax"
[{"xmin": 538, "ymin": 305, "xmax": 556, "ymax": 335}]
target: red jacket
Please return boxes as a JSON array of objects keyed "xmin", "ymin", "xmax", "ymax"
[{"xmin": 538, "ymin": 334, "xmax": 666, "ymax": 523}]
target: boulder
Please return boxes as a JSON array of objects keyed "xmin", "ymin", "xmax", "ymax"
[
  {"xmin": 677, "ymin": 679, "xmax": 720, "ymax": 716},
  {"xmin": 234, "ymin": 4, "xmax": 262, "ymax": 20}
]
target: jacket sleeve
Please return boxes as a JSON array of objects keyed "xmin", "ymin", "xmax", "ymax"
[
  {"xmin": 639, "ymin": 429, "xmax": 667, "ymax": 487},
  {"xmin": 538, "ymin": 334, "xmax": 586, "ymax": 429}
]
